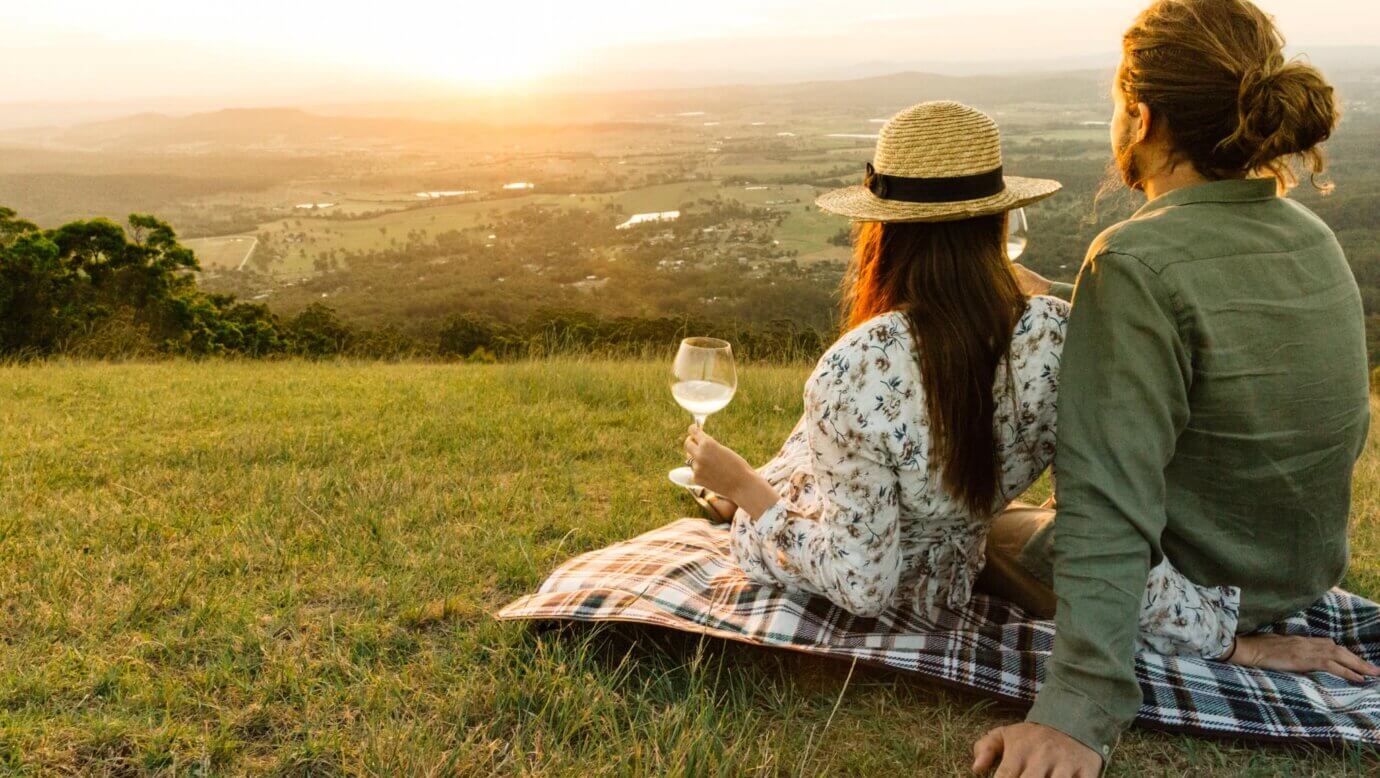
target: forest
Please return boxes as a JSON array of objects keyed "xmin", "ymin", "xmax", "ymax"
[{"xmin": 0, "ymin": 206, "xmax": 828, "ymax": 362}]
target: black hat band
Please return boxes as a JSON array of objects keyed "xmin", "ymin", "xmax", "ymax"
[{"xmin": 864, "ymin": 162, "xmax": 1006, "ymax": 203}]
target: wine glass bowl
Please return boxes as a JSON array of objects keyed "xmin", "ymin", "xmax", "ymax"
[{"xmin": 671, "ymin": 337, "xmax": 737, "ymax": 427}]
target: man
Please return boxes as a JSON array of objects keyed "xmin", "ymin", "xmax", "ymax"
[{"xmin": 972, "ymin": 1, "xmax": 1373, "ymax": 775}]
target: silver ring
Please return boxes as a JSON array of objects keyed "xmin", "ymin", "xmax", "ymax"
[{"xmin": 685, "ymin": 456, "xmax": 694, "ymax": 467}]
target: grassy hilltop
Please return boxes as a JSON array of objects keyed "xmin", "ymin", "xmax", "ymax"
[{"xmin": 2, "ymin": 360, "xmax": 1379, "ymax": 775}]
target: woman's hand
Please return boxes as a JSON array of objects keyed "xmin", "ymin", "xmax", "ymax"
[
  {"xmin": 1012, "ymin": 263, "xmax": 1053, "ymax": 297},
  {"xmin": 1227, "ymin": 634, "xmax": 1380, "ymax": 683},
  {"xmin": 683, "ymin": 426, "xmax": 781, "ymax": 519}
]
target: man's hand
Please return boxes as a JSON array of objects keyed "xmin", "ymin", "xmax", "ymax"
[
  {"xmin": 1012, "ymin": 263, "xmax": 1054, "ymax": 297},
  {"xmin": 972, "ymin": 722, "xmax": 1102, "ymax": 777}
]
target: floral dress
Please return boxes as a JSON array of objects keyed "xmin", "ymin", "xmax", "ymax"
[{"xmin": 728, "ymin": 297, "xmax": 1240, "ymax": 659}]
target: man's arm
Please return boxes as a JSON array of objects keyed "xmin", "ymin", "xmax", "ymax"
[
  {"xmin": 1025, "ymin": 250, "xmax": 1192, "ymax": 760},
  {"xmin": 1010, "ymin": 263, "xmax": 1074, "ymax": 302}
]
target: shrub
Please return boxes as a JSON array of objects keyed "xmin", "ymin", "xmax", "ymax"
[
  {"xmin": 439, "ymin": 313, "xmax": 500, "ymax": 359},
  {"xmin": 465, "ymin": 346, "xmax": 498, "ymax": 364},
  {"xmin": 63, "ymin": 310, "xmax": 160, "ymax": 360},
  {"xmin": 351, "ymin": 325, "xmax": 425, "ymax": 361}
]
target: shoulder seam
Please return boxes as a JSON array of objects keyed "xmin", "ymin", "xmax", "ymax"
[
  {"xmin": 1091, "ymin": 249, "xmax": 1186, "ymax": 323},
  {"xmin": 1094, "ymin": 249, "xmax": 1159, "ymax": 276},
  {"xmin": 1100, "ymin": 235, "xmax": 1337, "ymax": 274}
]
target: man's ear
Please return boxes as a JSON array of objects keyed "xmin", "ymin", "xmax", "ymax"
[{"xmin": 1134, "ymin": 102, "xmax": 1154, "ymax": 144}]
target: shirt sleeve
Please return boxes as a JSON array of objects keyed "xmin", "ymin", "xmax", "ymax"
[
  {"xmin": 1025, "ymin": 251, "xmax": 1192, "ymax": 762},
  {"xmin": 728, "ymin": 329, "xmax": 907, "ymax": 618},
  {"xmin": 1048, "ymin": 281, "xmax": 1075, "ymax": 302}
]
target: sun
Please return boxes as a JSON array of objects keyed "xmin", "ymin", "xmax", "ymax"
[{"xmin": 399, "ymin": 31, "xmax": 565, "ymax": 90}]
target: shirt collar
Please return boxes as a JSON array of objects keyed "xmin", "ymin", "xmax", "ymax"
[{"xmin": 1133, "ymin": 178, "xmax": 1279, "ymax": 219}]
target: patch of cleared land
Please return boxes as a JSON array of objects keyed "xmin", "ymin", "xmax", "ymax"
[{"xmin": 184, "ymin": 235, "xmax": 257, "ymax": 270}]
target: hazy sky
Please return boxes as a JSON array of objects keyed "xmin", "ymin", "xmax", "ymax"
[{"xmin": 5, "ymin": 0, "xmax": 1377, "ymax": 102}]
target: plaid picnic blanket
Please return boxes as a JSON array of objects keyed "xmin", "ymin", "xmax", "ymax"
[{"xmin": 498, "ymin": 518, "xmax": 1380, "ymax": 745}]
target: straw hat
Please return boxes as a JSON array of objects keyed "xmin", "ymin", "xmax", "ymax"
[{"xmin": 817, "ymin": 101, "xmax": 1061, "ymax": 223}]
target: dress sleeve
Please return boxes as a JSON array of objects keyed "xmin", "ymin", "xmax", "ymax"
[
  {"xmin": 999, "ymin": 296, "xmax": 1067, "ymax": 499},
  {"xmin": 1137, "ymin": 559, "xmax": 1239, "ymax": 659},
  {"xmin": 728, "ymin": 320, "xmax": 911, "ymax": 618}
]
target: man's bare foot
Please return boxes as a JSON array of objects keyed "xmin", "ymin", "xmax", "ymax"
[
  {"xmin": 704, "ymin": 494, "xmax": 738, "ymax": 522},
  {"xmin": 687, "ymin": 485, "xmax": 739, "ymax": 521},
  {"xmin": 674, "ymin": 471, "xmax": 738, "ymax": 522}
]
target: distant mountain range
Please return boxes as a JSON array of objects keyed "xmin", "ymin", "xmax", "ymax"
[
  {"xmin": 2, "ymin": 58, "xmax": 1376, "ymax": 147},
  {"xmin": 0, "ymin": 70, "xmax": 1117, "ymax": 152}
]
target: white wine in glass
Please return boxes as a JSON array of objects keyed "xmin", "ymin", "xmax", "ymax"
[
  {"xmin": 669, "ymin": 337, "xmax": 737, "ymax": 486},
  {"xmin": 1006, "ymin": 207, "xmax": 1029, "ymax": 261}
]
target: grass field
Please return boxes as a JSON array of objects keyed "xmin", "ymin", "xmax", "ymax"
[{"xmin": 2, "ymin": 360, "xmax": 1378, "ymax": 775}]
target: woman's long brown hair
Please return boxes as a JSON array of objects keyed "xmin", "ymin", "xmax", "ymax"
[{"xmin": 842, "ymin": 214, "xmax": 1026, "ymax": 516}]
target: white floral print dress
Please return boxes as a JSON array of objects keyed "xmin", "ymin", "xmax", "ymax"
[{"xmin": 728, "ymin": 297, "xmax": 1240, "ymax": 659}]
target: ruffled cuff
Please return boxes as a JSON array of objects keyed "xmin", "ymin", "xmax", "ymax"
[
  {"xmin": 1136, "ymin": 559, "xmax": 1241, "ymax": 660},
  {"xmin": 919, "ymin": 536, "xmax": 984, "ymax": 621},
  {"xmin": 728, "ymin": 501, "xmax": 805, "ymax": 588}
]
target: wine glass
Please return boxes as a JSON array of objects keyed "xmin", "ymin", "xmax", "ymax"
[
  {"xmin": 668, "ymin": 337, "xmax": 737, "ymax": 487},
  {"xmin": 1006, "ymin": 207, "xmax": 1029, "ymax": 261}
]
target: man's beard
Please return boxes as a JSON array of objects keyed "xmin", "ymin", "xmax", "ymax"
[
  {"xmin": 1096, "ymin": 124, "xmax": 1143, "ymax": 204},
  {"xmin": 1112, "ymin": 124, "xmax": 1142, "ymax": 191}
]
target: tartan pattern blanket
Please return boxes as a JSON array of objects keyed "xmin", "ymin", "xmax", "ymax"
[{"xmin": 498, "ymin": 519, "xmax": 1380, "ymax": 744}]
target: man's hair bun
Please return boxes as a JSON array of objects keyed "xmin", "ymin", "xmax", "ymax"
[{"xmin": 1122, "ymin": 0, "xmax": 1340, "ymax": 190}]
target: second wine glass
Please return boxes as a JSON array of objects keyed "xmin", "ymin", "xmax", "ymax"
[{"xmin": 1006, "ymin": 207, "xmax": 1029, "ymax": 261}]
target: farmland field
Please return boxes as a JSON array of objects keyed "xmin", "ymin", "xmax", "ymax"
[
  {"xmin": 249, "ymin": 180, "xmax": 847, "ymax": 276},
  {"xmin": 2, "ymin": 359, "xmax": 1378, "ymax": 775},
  {"xmin": 184, "ymin": 235, "xmax": 257, "ymax": 270}
]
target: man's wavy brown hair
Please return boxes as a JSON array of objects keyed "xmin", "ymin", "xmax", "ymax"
[{"xmin": 1120, "ymin": 0, "xmax": 1340, "ymax": 191}]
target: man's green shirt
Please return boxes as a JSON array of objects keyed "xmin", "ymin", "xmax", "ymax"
[{"xmin": 1025, "ymin": 178, "xmax": 1371, "ymax": 760}]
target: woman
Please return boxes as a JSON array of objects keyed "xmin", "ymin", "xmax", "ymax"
[{"xmin": 683, "ymin": 100, "xmax": 1241, "ymax": 659}]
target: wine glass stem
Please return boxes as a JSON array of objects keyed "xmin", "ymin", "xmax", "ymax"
[{"xmin": 693, "ymin": 414, "xmax": 708, "ymax": 430}]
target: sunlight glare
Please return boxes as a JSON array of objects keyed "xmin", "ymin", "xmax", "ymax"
[{"xmin": 409, "ymin": 38, "xmax": 562, "ymax": 89}]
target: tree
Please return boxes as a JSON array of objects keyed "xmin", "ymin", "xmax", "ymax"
[
  {"xmin": 438, "ymin": 312, "xmax": 499, "ymax": 358},
  {"xmin": 0, "ymin": 207, "xmax": 293, "ymax": 358},
  {"xmin": 0, "ymin": 208, "xmax": 69, "ymax": 354},
  {"xmin": 288, "ymin": 303, "xmax": 353, "ymax": 357},
  {"xmin": 0, "ymin": 210, "xmax": 207, "ymax": 355}
]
